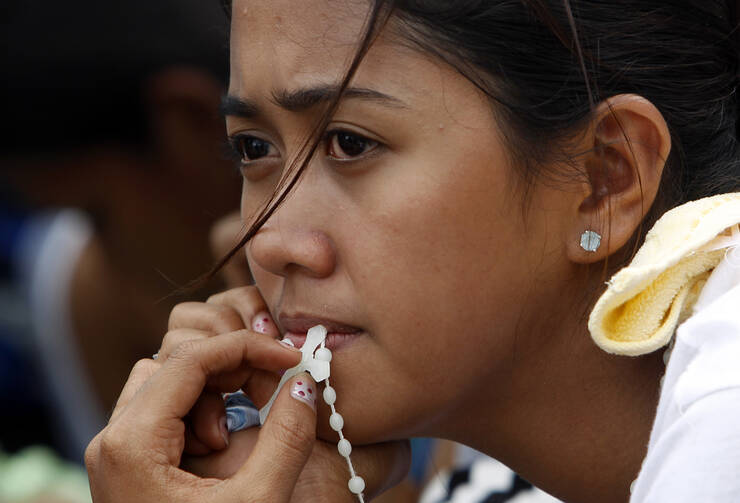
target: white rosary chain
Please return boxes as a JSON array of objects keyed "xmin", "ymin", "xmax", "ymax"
[{"xmin": 317, "ymin": 341, "xmax": 366, "ymax": 502}]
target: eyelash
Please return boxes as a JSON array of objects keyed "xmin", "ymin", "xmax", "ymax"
[{"xmin": 227, "ymin": 130, "xmax": 381, "ymax": 167}]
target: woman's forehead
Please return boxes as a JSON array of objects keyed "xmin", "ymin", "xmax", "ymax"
[
  {"xmin": 227, "ymin": 0, "xmax": 495, "ymax": 130},
  {"xmin": 229, "ymin": 0, "xmax": 418, "ymax": 113},
  {"xmin": 229, "ymin": 0, "xmax": 371, "ymax": 86}
]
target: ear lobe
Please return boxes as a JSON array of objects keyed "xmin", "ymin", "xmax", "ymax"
[{"xmin": 568, "ymin": 94, "xmax": 671, "ymax": 264}]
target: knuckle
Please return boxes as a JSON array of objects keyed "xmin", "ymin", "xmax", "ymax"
[
  {"xmin": 230, "ymin": 285, "xmax": 259, "ymax": 298},
  {"xmin": 84, "ymin": 435, "xmax": 102, "ymax": 471},
  {"xmin": 161, "ymin": 329, "xmax": 188, "ymax": 351},
  {"xmin": 230, "ymin": 286, "xmax": 263, "ymax": 307},
  {"xmin": 127, "ymin": 358, "xmax": 158, "ymax": 382},
  {"xmin": 167, "ymin": 338, "xmax": 233, "ymax": 378},
  {"xmin": 210, "ymin": 306, "xmax": 243, "ymax": 333},
  {"xmin": 168, "ymin": 339, "xmax": 202, "ymax": 366},
  {"xmin": 97, "ymin": 428, "xmax": 128, "ymax": 464},
  {"xmin": 168, "ymin": 302, "xmax": 196, "ymax": 329},
  {"xmin": 212, "ymin": 286, "xmax": 262, "ymax": 308},
  {"xmin": 205, "ymin": 291, "xmax": 225, "ymax": 304},
  {"xmin": 131, "ymin": 358, "xmax": 155, "ymax": 374},
  {"xmin": 160, "ymin": 329, "xmax": 177, "ymax": 349}
]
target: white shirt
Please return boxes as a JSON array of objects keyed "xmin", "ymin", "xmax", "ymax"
[
  {"xmin": 631, "ymin": 247, "xmax": 740, "ymax": 501},
  {"xmin": 14, "ymin": 210, "xmax": 105, "ymax": 463}
]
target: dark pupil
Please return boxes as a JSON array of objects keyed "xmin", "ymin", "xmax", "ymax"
[
  {"xmin": 337, "ymin": 133, "xmax": 367, "ymax": 156},
  {"xmin": 243, "ymin": 138, "xmax": 269, "ymax": 160}
]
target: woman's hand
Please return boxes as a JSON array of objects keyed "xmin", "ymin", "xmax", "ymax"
[
  {"xmin": 87, "ymin": 287, "xmax": 410, "ymax": 501},
  {"xmin": 85, "ymin": 330, "xmax": 311, "ymax": 502},
  {"xmin": 162, "ymin": 286, "xmax": 281, "ymax": 454},
  {"xmin": 164, "ymin": 287, "xmax": 410, "ymax": 500}
]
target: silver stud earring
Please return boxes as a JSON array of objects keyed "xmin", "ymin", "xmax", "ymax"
[{"xmin": 580, "ymin": 230, "xmax": 602, "ymax": 252}]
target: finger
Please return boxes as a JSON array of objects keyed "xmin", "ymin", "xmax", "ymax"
[
  {"xmin": 161, "ymin": 329, "xmax": 279, "ymax": 394},
  {"xmin": 242, "ymin": 369, "xmax": 282, "ymax": 408},
  {"xmin": 184, "ymin": 425, "xmax": 214, "ymax": 456},
  {"xmin": 127, "ymin": 330, "xmax": 300, "ymax": 422},
  {"xmin": 159, "ymin": 328, "xmax": 211, "ymax": 361},
  {"xmin": 249, "ymin": 310, "xmax": 280, "ymax": 338},
  {"xmin": 188, "ymin": 391, "xmax": 229, "ymax": 452},
  {"xmin": 230, "ymin": 373, "xmax": 318, "ymax": 503},
  {"xmin": 182, "ymin": 428, "xmax": 260, "ymax": 479},
  {"xmin": 109, "ymin": 358, "xmax": 161, "ymax": 422},
  {"xmin": 206, "ymin": 286, "xmax": 274, "ymax": 336},
  {"xmin": 168, "ymin": 301, "xmax": 245, "ymax": 333}
]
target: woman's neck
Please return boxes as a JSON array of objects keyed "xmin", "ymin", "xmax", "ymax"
[{"xmin": 433, "ymin": 281, "xmax": 665, "ymax": 503}]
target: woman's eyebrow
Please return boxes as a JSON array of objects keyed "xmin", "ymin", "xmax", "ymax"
[{"xmin": 220, "ymin": 84, "xmax": 407, "ymax": 118}]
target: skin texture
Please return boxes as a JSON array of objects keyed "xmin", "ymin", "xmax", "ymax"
[{"xmin": 225, "ymin": 1, "xmax": 672, "ymax": 502}]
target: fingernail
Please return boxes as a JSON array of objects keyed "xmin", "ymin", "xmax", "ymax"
[
  {"xmin": 219, "ymin": 415, "xmax": 229, "ymax": 447},
  {"xmin": 277, "ymin": 337, "xmax": 300, "ymax": 352},
  {"xmin": 290, "ymin": 374, "xmax": 317, "ymax": 411},
  {"xmin": 251, "ymin": 311, "xmax": 274, "ymax": 335}
]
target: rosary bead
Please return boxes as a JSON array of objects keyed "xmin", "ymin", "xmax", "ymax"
[
  {"xmin": 315, "ymin": 347, "xmax": 332, "ymax": 362},
  {"xmin": 323, "ymin": 385, "xmax": 337, "ymax": 405},
  {"xmin": 338, "ymin": 438, "xmax": 352, "ymax": 457},
  {"xmin": 348, "ymin": 476, "xmax": 365, "ymax": 494},
  {"xmin": 329, "ymin": 412, "xmax": 344, "ymax": 431}
]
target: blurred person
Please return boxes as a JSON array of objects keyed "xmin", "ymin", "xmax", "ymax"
[{"xmin": 0, "ymin": 0, "xmax": 239, "ymax": 463}]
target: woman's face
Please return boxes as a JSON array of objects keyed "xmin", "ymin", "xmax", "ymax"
[{"xmin": 228, "ymin": 0, "xmax": 574, "ymax": 442}]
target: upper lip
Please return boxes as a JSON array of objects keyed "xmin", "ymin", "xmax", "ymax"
[{"xmin": 278, "ymin": 314, "xmax": 363, "ymax": 335}]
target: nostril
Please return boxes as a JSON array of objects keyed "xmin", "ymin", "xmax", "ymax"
[{"xmin": 248, "ymin": 226, "xmax": 336, "ymax": 279}]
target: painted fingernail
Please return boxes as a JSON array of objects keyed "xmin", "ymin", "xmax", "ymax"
[
  {"xmin": 290, "ymin": 374, "xmax": 317, "ymax": 411},
  {"xmin": 251, "ymin": 311, "xmax": 274, "ymax": 335},
  {"xmin": 219, "ymin": 415, "xmax": 229, "ymax": 447}
]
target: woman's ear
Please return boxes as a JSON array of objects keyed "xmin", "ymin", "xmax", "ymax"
[{"xmin": 567, "ymin": 94, "xmax": 671, "ymax": 264}]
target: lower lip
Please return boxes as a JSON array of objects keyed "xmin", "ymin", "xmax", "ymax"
[{"xmin": 284, "ymin": 332, "xmax": 363, "ymax": 352}]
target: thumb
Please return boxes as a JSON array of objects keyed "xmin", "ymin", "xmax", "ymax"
[{"xmin": 230, "ymin": 373, "xmax": 317, "ymax": 502}]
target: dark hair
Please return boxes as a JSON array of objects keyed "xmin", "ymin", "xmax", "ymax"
[
  {"xmin": 211, "ymin": 0, "xmax": 740, "ymax": 277},
  {"xmin": 1, "ymin": 0, "xmax": 229, "ymax": 156}
]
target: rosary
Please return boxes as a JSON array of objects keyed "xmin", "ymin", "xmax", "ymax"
[{"xmin": 225, "ymin": 325, "xmax": 365, "ymax": 501}]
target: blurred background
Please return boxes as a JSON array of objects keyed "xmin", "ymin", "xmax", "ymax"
[{"xmin": 0, "ymin": 0, "xmax": 240, "ymax": 500}]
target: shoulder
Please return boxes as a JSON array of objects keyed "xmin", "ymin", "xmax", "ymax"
[{"xmin": 631, "ymin": 257, "xmax": 740, "ymax": 501}]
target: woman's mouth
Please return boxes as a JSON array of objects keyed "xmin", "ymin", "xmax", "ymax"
[
  {"xmin": 279, "ymin": 315, "xmax": 364, "ymax": 351},
  {"xmin": 283, "ymin": 332, "xmax": 363, "ymax": 351}
]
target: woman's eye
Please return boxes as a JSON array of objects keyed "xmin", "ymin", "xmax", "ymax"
[
  {"xmin": 230, "ymin": 135, "xmax": 277, "ymax": 163},
  {"xmin": 327, "ymin": 131, "xmax": 379, "ymax": 160}
]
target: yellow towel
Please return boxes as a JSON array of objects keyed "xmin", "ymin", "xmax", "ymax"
[{"xmin": 588, "ymin": 193, "xmax": 740, "ymax": 356}]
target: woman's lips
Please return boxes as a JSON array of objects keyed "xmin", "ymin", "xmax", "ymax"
[
  {"xmin": 283, "ymin": 331, "xmax": 363, "ymax": 351},
  {"xmin": 279, "ymin": 315, "xmax": 364, "ymax": 351}
]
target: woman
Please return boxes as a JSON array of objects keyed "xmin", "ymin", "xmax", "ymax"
[{"xmin": 85, "ymin": 1, "xmax": 740, "ymax": 501}]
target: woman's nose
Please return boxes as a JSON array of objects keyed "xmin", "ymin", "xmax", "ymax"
[{"xmin": 248, "ymin": 216, "xmax": 337, "ymax": 279}]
